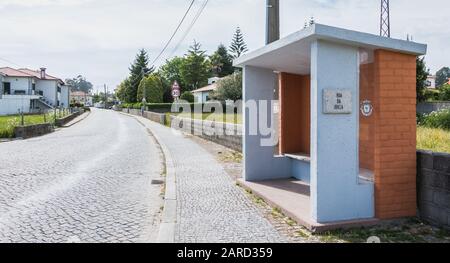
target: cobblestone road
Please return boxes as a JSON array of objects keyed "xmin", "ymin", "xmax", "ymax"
[
  {"xmin": 130, "ymin": 114, "xmax": 285, "ymax": 243},
  {"xmin": 0, "ymin": 109, "xmax": 163, "ymax": 243}
]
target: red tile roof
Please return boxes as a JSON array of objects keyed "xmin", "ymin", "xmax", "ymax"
[
  {"xmin": 18, "ymin": 68, "xmax": 62, "ymax": 82},
  {"xmin": 192, "ymin": 83, "xmax": 218, "ymax": 93},
  {"xmin": 0, "ymin": 67, "xmax": 35, "ymax": 78}
]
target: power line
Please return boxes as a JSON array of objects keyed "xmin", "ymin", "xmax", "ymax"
[
  {"xmin": 168, "ymin": 0, "xmax": 209, "ymax": 59},
  {"xmin": 150, "ymin": 0, "xmax": 196, "ymax": 67},
  {"xmin": 0, "ymin": 56, "xmax": 22, "ymax": 67}
]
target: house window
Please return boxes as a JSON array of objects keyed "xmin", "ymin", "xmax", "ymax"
[
  {"xmin": 32, "ymin": 83, "xmax": 36, "ymax": 91},
  {"xmin": 3, "ymin": 82, "xmax": 11, "ymax": 95},
  {"xmin": 57, "ymin": 87, "xmax": 61, "ymax": 93},
  {"xmin": 14, "ymin": 90, "xmax": 26, "ymax": 95}
]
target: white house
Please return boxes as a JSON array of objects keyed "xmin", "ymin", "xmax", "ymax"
[
  {"xmin": 192, "ymin": 77, "xmax": 221, "ymax": 103},
  {"xmin": 70, "ymin": 91, "xmax": 93, "ymax": 106},
  {"xmin": 0, "ymin": 67, "xmax": 68, "ymax": 115},
  {"xmin": 426, "ymin": 75, "xmax": 436, "ymax": 89}
]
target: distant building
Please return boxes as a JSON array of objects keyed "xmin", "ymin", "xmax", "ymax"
[
  {"xmin": 426, "ymin": 75, "xmax": 436, "ymax": 89},
  {"xmin": 0, "ymin": 67, "xmax": 68, "ymax": 115},
  {"xmin": 192, "ymin": 77, "xmax": 221, "ymax": 103},
  {"xmin": 70, "ymin": 91, "xmax": 93, "ymax": 106}
]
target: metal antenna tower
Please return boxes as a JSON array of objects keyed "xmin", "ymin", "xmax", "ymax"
[{"xmin": 380, "ymin": 0, "xmax": 391, "ymax": 37}]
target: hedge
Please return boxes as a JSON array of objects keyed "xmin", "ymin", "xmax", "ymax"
[{"xmin": 121, "ymin": 102, "xmax": 241, "ymax": 114}]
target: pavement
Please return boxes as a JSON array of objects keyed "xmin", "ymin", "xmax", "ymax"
[
  {"xmin": 0, "ymin": 108, "xmax": 164, "ymax": 243},
  {"xmin": 127, "ymin": 113, "xmax": 285, "ymax": 243}
]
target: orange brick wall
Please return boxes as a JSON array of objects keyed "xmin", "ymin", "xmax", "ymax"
[
  {"xmin": 373, "ymin": 50, "xmax": 417, "ymax": 219},
  {"xmin": 360, "ymin": 63, "xmax": 376, "ymax": 171},
  {"xmin": 279, "ymin": 73, "xmax": 311, "ymax": 155}
]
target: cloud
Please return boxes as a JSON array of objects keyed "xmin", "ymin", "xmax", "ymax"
[
  {"xmin": 0, "ymin": 0, "xmax": 93, "ymax": 8},
  {"xmin": 0, "ymin": 0, "xmax": 448, "ymax": 90}
]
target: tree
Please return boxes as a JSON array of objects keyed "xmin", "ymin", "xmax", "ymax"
[
  {"xmin": 180, "ymin": 40, "xmax": 211, "ymax": 91},
  {"xmin": 159, "ymin": 57, "xmax": 186, "ymax": 90},
  {"xmin": 211, "ymin": 72, "xmax": 242, "ymax": 101},
  {"xmin": 65, "ymin": 75, "xmax": 93, "ymax": 93},
  {"xmin": 118, "ymin": 78, "xmax": 134, "ymax": 103},
  {"xmin": 416, "ymin": 57, "xmax": 430, "ymax": 102},
  {"xmin": 180, "ymin": 91, "xmax": 195, "ymax": 103},
  {"xmin": 436, "ymin": 67, "xmax": 450, "ymax": 88},
  {"xmin": 127, "ymin": 49, "xmax": 154, "ymax": 103},
  {"xmin": 229, "ymin": 27, "xmax": 248, "ymax": 59},
  {"xmin": 210, "ymin": 44, "xmax": 234, "ymax": 77},
  {"xmin": 137, "ymin": 74, "xmax": 165, "ymax": 103}
]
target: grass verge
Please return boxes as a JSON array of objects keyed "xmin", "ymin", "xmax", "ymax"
[{"xmin": 417, "ymin": 126, "xmax": 450, "ymax": 153}]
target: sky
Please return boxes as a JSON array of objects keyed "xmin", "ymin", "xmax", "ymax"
[{"xmin": 0, "ymin": 0, "xmax": 448, "ymax": 93}]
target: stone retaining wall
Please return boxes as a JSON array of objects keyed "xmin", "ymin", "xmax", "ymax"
[
  {"xmin": 54, "ymin": 110, "xmax": 83, "ymax": 127},
  {"xmin": 14, "ymin": 123, "xmax": 54, "ymax": 139},
  {"xmin": 170, "ymin": 116, "xmax": 242, "ymax": 152},
  {"xmin": 417, "ymin": 102, "xmax": 450, "ymax": 114},
  {"xmin": 417, "ymin": 150, "xmax": 450, "ymax": 230}
]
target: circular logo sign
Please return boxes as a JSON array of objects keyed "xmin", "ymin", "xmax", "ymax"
[{"xmin": 360, "ymin": 100, "xmax": 373, "ymax": 117}]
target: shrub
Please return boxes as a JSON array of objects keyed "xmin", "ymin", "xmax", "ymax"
[
  {"xmin": 138, "ymin": 74, "xmax": 165, "ymax": 103},
  {"xmin": 439, "ymin": 84, "xmax": 450, "ymax": 101},
  {"xmin": 212, "ymin": 72, "xmax": 242, "ymax": 101},
  {"xmin": 180, "ymin": 91, "xmax": 195, "ymax": 103},
  {"xmin": 420, "ymin": 109, "xmax": 450, "ymax": 130}
]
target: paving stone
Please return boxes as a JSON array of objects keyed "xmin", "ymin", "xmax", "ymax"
[{"xmin": 0, "ymin": 109, "xmax": 163, "ymax": 243}]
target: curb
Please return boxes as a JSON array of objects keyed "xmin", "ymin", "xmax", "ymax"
[{"xmin": 120, "ymin": 112, "xmax": 177, "ymax": 243}]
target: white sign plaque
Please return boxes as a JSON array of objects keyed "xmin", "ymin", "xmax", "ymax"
[{"xmin": 323, "ymin": 89, "xmax": 352, "ymax": 114}]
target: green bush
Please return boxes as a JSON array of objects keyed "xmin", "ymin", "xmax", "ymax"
[
  {"xmin": 420, "ymin": 109, "xmax": 450, "ymax": 130},
  {"xmin": 439, "ymin": 84, "xmax": 450, "ymax": 101},
  {"xmin": 180, "ymin": 91, "xmax": 195, "ymax": 103},
  {"xmin": 138, "ymin": 74, "xmax": 165, "ymax": 103},
  {"xmin": 211, "ymin": 72, "xmax": 242, "ymax": 101},
  {"xmin": 121, "ymin": 101, "xmax": 241, "ymax": 114}
]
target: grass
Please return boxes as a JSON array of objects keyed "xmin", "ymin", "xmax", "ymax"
[
  {"xmin": 0, "ymin": 111, "xmax": 71, "ymax": 138},
  {"xmin": 167, "ymin": 112, "xmax": 242, "ymax": 126},
  {"xmin": 417, "ymin": 126, "xmax": 450, "ymax": 153}
]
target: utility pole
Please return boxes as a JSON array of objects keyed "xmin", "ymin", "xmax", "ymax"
[
  {"xmin": 266, "ymin": 0, "xmax": 280, "ymax": 44},
  {"xmin": 380, "ymin": 0, "xmax": 391, "ymax": 38}
]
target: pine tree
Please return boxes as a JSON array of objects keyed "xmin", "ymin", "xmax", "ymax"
[
  {"xmin": 180, "ymin": 40, "xmax": 211, "ymax": 91},
  {"xmin": 210, "ymin": 44, "xmax": 234, "ymax": 77},
  {"xmin": 229, "ymin": 27, "xmax": 248, "ymax": 59},
  {"xmin": 127, "ymin": 49, "xmax": 154, "ymax": 103}
]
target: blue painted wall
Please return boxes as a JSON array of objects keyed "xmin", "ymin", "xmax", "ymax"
[{"xmin": 310, "ymin": 40, "xmax": 374, "ymax": 223}]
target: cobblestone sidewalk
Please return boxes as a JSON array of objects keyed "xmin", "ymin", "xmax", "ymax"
[{"xmin": 130, "ymin": 115, "xmax": 285, "ymax": 243}]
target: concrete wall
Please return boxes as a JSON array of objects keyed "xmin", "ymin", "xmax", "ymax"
[
  {"xmin": 170, "ymin": 116, "xmax": 242, "ymax": 152},
  {"xmin": 417, "ymin": 102, "xmax": 450, "ymax": 115},
  {"xmin": 36, "ymin": 80, "xmax": 58, "ymax": 106},
  {"xmin": 123, "ymin": 108, "xmax": 166, "ymax": 126},
  {"xmin": 0, "ymin": 95, "xmax": 39, "ymax": 115},
  {"xmin": 3, "ymin": 76, "xmax": 32, "ymax": 95},
  {"xmin": 60, "ymin": 86, "xmax": 70, "ymax": 108},
  {"xmin": 310, "ymin": 40, "xmax": 374, "ymax": 223},
  {"xmin": 243, "ymin": 66, "xmax": 292, "ymax": 181},
  {"xmin": 417, "ymin": 150, "xmax": 450, "ymax": 230},
  {"xmin": 194, "ymin": 92, "xmax": 210, "ymax": 103}
]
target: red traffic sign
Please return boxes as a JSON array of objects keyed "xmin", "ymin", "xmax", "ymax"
[{"xmin": 172, "ymin": 81, "xmax": 180, "ymax": 90}]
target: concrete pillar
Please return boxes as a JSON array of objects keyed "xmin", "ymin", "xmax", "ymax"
[
  {"xmin": 310, "ymin": 40, "xmax": 374, "ymax": 223},
  {"xmin": 243, "ymin": 66, "xmax": 291, "ymax": 181}
]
